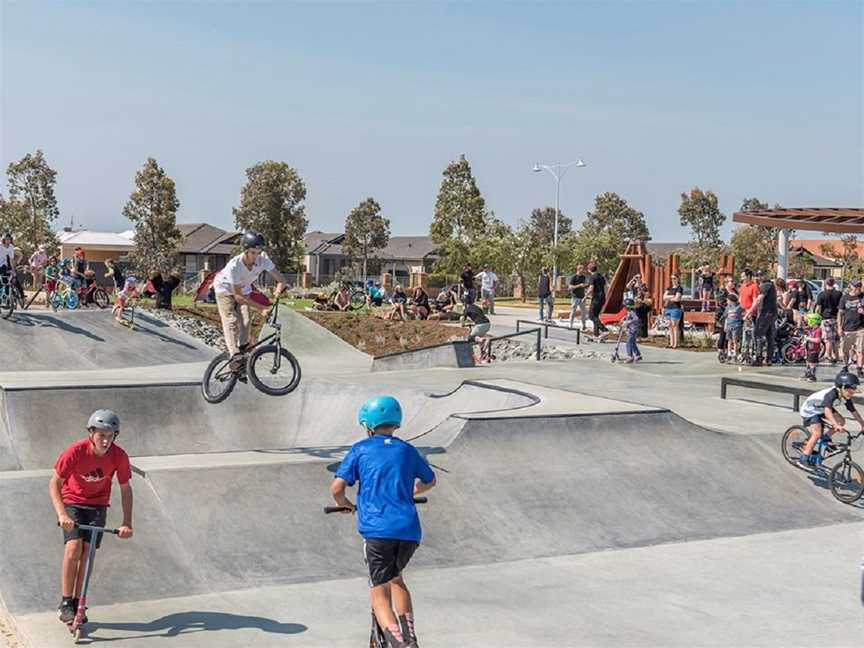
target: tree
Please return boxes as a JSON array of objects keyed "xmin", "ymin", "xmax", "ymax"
[
  {"xmin": 821, "ymin": 235, "xmax": 864, "ymax": 282},
  {"xmin": 512, "ymin": 220, "xmax": 543, "ymax": 302},
  {"xmin": 559, "ymin": 192, "xmax": 648, "ymax": 277},
  {"xmin": 122, "ymin": 157, "xmax": 182, "ymax": 275},
  {"xmin": 430, "ymin": 154, "xmax": 488, "ymax": 245},
  {"xmin": 5, "ymin": 149, "xmax": 60, "ymax": 253},
  {"xmin": 728, "ymin": 226, "xmax": 776, "ymax": 274},
  {"xmin": 470, "ymin": 218, "xmax": 517, "ymax": 279},
  {"xmin": 678, "ymin": 187, "xmax": 726, "ymax": 267},
  {"xmin": 342, "ymin": 197, "xmax": 390, "ymax": 280},
  {"xmin": 528, "ymin": 206, "xmax": 572, "ymax": 248},
  {"xmin": 233, "ymin": 161, "xmax": 308, "ymax": 272},
  {"xmin": 583, "ymin": 192, "xmax": 650, "ymax": 243}
]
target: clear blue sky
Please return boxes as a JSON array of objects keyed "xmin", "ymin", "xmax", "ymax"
[{"xmin": 1, "ymin": 1, "xmax": 861, "ymax": 241}]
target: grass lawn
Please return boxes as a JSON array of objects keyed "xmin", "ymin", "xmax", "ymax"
[{"xmin": 140, "ymin": 295, "xmax": 314, "ymax": 311}]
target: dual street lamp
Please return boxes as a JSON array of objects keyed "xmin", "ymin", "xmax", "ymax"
[{"xmin": 532, "ymin": 159, "xmax": 586, "ymax": 284}]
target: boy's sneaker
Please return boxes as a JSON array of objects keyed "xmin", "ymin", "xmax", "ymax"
[
  {"xmin": 399, "ymin": 614, "xmax": 419, "ymax": 647},
  {"xmin": 806, "ymin": 373, "xmax": 817, "ymax": 382},
  {"xmin": 797, "ymin": 454, "xmax": 814, "ymax": 468},
  {"xmin": 57, "ymin": 601, "xmax": 75, "ymax": 624},
  {"xmin": 384, "ymin": 628, "xmax": 415, "ymax": 648}
]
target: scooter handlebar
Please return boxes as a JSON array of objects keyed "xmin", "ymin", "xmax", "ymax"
[
  {"xmin": 323, "ymin": 497, "xmax": 427, "ymax": 515},
  {"xmin": 57, "ymin": 522, "xmax": 119, "ymax": 534}
]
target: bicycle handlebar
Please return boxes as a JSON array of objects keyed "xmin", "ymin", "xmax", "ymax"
[{"xmin": 323, "ymin": 496, "xmax": 427, "ymax": 515}]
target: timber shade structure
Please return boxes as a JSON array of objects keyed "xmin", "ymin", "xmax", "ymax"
[{"xmin": 733, "ymin": 208, "xmax": 864, "ymax": 234}]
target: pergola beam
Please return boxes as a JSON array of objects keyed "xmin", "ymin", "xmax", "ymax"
[{"xmin": 733, "ymin": 208, "xmax": 864, "ymax": 234}]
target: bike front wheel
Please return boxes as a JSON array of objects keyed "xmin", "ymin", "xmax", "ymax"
[
  {"xmin": 66, "ymin": 292, "xmax": 80, "ymax": 310},
  {"xmin": 781, "ymin": 425, "xmax": 810, "ymax": 465},
  {"xmin": 201, "ymin": 352, "xmax": 239, "ymax": 404},
  {"xmin": 93, "ymin": 288, "xmax": 109, "ymax": 309},
  {"xmin": 828, "ymin": 458, "xmax": 864, "ymax": 503},
  {"xmin": 781, "ymin": 343, "xmax": 801, "ymax": 365},
  {"xmin": 247, "ymin": 345, "xmax": 301, "ymax": 396}
]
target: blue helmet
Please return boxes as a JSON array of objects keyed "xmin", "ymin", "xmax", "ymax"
[{"xmin": 358, "ymin": 395, "xmax": 403, "ymax": 431}]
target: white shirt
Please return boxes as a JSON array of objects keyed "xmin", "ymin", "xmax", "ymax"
[
  {"xmin": 0, "ymin": 244, "xmax": 15, "ymax": 268},
  {"xmin": 30, "ymin": 250, "xmax": 47, "ymax": 268},
  {"xmin": 477, "ymin": 270, "xmax": 498, "ymax": 291},
  {"xmin": 213, "ymin": 252, "xmax": 275, "ymax": 296}
]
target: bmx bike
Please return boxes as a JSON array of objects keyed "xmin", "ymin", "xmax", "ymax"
[
  {"xmin": 782, "ymin": 421, "xmax": 864, "ymax": 503},
  {"xmin": 201, "ymin": 300, "xmax": 301, "ymax": 404}
]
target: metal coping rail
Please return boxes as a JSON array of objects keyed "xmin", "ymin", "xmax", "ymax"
[{"xmin": 515, "ymin": 319, "xmax": 581, "ymax": 344}]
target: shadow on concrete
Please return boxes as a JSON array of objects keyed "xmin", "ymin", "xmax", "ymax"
[
  {"xmin": 131, "ymin": 320, "xmax": 201, "ymax": 351},
  {"xmin": 11, "ymin": 312, "xmax": 105, "ymax": 342},
  {"xmin": 86, "ymin": 611, "xmax": 307, "ymax": 642}
]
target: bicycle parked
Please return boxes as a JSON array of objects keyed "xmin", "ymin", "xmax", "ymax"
[
  {"xmin": 782, "ymin": 421, "xmax": 864, "ymax": 503},
  {"xmin": 202, "ymin": 300, "xmax": 301, "ymax": 403},
  {"xmin": 50, "ymin": 276, "xmax": 81, "ymax": 311},
  {"xmin": 324, "ymin": 497, "xmax": 428, "ymax": 648}
]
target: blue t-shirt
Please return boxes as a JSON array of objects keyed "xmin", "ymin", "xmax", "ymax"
[{"xmin": 336, "ymin": 435, "xmax": 435, "ymax": 542}]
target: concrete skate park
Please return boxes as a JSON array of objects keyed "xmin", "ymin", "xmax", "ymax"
[{"xmin": 0, "ymin": 307, "xmax": 862, "ymax": 647}]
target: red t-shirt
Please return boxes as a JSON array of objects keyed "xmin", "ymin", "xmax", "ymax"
[
  {"xmin": 739, "ymin": 282, "xmax": 760, "ymax": 310},
  {"xmin": 54, "ymin": 438, "xmax": 131, "ymax": 506}
]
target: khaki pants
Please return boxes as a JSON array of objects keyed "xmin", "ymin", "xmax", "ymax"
[
  {"xmin": 216, "ymin": 293, "xmax": 251, "ymax": 356},
  {"xmin": 841, "ymin": 329, "xmax": 864, "ymax": 364}
]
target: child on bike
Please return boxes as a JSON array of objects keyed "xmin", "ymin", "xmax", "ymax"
[
  {"xmin": 802, "ymin": 312, "xmax": 823, "ymax": 382},
  {"xmin": 330, "ymin": 396, "xmax": 436, "ymax": 648},
  {"xmin": 797, "ymin": 370, "xmax": 864, "ymax": 466},
  {"xmin": 112, "ymin": 276, "xmax": 139, "ymax": 324},
  {"xmin": 49, "ymin": 410, "xmax": 133, "ymax": 624}
]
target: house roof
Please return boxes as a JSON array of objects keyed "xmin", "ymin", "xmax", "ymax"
[
  {"xmin": 57, "ymin": 230, "xmax": 135, "ymax": 249},
  {"xmin": 645, "ymin": 242, "xmax": 689, "ymax": 258},
  {"xmin": 733, "ymin": 208, "xmax": 864, "ymax": 234},
  {"xmin": 176, "ymin": 223, "xmax": 238, "ymax": 255},
  {"xmin": 303, "ymin": 232, "xmax": 436, "ymax": 260},
  {"xmin": 791, "ymin": 239, "xmax": 864, "ymax": 260},
  {"xmin": 789, "ymin": 245, "xmax": 841, "ymax": 267}
]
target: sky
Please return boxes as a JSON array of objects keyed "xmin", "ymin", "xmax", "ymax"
[{"xmin": 1, "ymin": 1, "xmax": 862, "ymax": 242}]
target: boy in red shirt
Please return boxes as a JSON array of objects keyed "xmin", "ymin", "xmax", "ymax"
[{"xmin": 49, "ymin": 410, "xmax": 134, "ymax": 624}]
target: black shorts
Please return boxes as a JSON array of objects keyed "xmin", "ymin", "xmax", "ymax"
[
  {"xmin": 806, "ymin": 352, "xmax": 820, "ymax": 364},
  {"xmin": 802, "ymin": 415, "xmax": 825, "ymax": 428},
  {"xmin": 62, "ymin": 505, "xmax": 107, "ymax": 548},
  {"xmin": 363, "ymin": 538, "xmax": 418, "ymax": 587}
]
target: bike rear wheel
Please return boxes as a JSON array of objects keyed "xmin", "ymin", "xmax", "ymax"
[
  {"xmin": 781, "ymin": 343, "xmax": 800, "ymax": 365},
  {"xmin": 350, "ymin": 290, "xmax": 366, "ymax": 310},
  {"xmin": 0, "ymin": 293, "xmax": 12, "ymax": 320},
  {"xmin": 781, "ymin": 425, "xmax": 810, "ymax": 465},
  {"xmin": 92, "ymin": 288, "xmax": 109, "ymax": 309},
  {"xmin": 247, "ymin": 345, "xmax": 301, "ymax": 396},
  {"xmin": 201, "ymin": 352, "xmax": 239, "ymax": 404},
  {"xmin": 828, "ymin": 458, "xmax": 864, "ymax": 503}
]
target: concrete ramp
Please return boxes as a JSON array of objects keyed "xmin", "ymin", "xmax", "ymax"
[
  {"xmin": 271, "ymin": 307, "xmax": 371, "ymax": 374},
  {"xmin": 0, "ymin": 310, "xmax": 214, "ymax": 372},
  {"xmin": 2, "ymin": 408, "xmax": 860, "ymax": 624},
  {"xmin": 0, "ymin": 380, "xmax": 533, "ymax": 470}
]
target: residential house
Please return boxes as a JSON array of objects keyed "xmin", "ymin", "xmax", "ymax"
[
  {"xmin": 790, "ymin": 240, "xmax": 846, "ymax": 279},
  {"xmin": 303, "ymin": 231, "xmax": 436, "ymax": 285},
  {"xmin": 176, "ymin": 223, "xmax": 238, "ymax": 277}
]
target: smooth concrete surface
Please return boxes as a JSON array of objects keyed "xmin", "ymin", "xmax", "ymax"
[
  {"xmin": 0, "ymin": 309, "xmax": 214, "ymax": 371},
  {"xmin": 3, "ymin": 304, "xmax": 864, "ymax": 648},
  {"xmin": 0, "ymin": 379, "xmax": 532, "ymax": 470},
  {"xmin": 2, "ymin": 411, "xmax": 860, "ymax": 617},
  {"xmin": 372, "ymin": 340, "xmax": 475, "ymax": 372},
  {"xmin": 15, "ymin": 522, "xmax": 864, "ymax": 647}
]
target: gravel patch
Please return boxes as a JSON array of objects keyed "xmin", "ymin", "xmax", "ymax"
[
  {"xmin": 491, "ymin": 339, "xmax": 612, "ymax": 363},
  {"xmin": 142, "ymin": 308, "xmax": 226, "ymax": 352}
]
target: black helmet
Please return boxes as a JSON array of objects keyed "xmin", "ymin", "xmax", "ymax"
[
  {"xmin": 835, "ymin": 370, "xmax": 860, "ymax": 388},
  {"xmin": 1, "ymin": 231, "xmax": 11, "ymax": 242},
  {"xmin": 241, "ymin": 230, "xmax": 266, "ymax": 250}
]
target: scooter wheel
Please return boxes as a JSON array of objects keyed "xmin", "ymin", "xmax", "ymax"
[{"xmin": 73, "ymin": 627, "xmax": 82, "ymax": 643}]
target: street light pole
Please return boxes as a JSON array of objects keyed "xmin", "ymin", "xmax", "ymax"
[{"xmin": 533, "ymin": 159, "xmax": 586, "ymax": 286}]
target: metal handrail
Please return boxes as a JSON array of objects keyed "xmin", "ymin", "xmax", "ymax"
[{"xmin": 515, "ymin": 319, "xmax": 581, "ymax": 345}]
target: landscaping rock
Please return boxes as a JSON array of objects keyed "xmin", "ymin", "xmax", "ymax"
[{"xmin": 142, "ymin": 308, "xmax": 226, "ymax": 352}]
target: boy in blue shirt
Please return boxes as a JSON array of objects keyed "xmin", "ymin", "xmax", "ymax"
[{"xmin": 331, "ymin": 395, "xmax": 436, "ymax": 648}]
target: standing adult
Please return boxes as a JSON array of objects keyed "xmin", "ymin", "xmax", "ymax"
[
  {"xmin": 1, "ymin": 232, "xmax": 24, "ymax": 301},
  {"xmin": 476, "ymin": 264, "xmax": 498, "ymax": 314},
  {"xmin": 537, "ymin": 267, "xmax": 553, "ymax": 322},
  {"xmin": 459, "ymin": 263, "xmax": 475, "ymax": 305},
  {"xmin": 738, "ymin": 269, "xmax": 759, "ymax": 314},
  {"xmin": 633, "ymin": 282, "xmax": 652, "ymax": 339},
  {"xmin": 29, "ymin": 244, "xmax": 48, "ymax": 290},
  {"xmin": 837, "ymin": 280, "xmax": 864, "ymax": 376},
  {"xmin": 747, "ymin": 269, "xmax": 778, "ymax": 366},
  {"xmin": 663, "ymin": 274, "xmax": 684, "ymax": 349},
  {"xmin": 586, "ymin": 261, "xmax": 607, "ymax": 337},
  {"xmin": 568, "ymin": 264, "xmax": 588, "ymax": 329},
  {"xmin": 816, "ymin": 277, "xmax": 842, "ymax": 364},
  {"xmin": 715, "ymin": 276, "xmax": 737, "ymax": 357}
]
